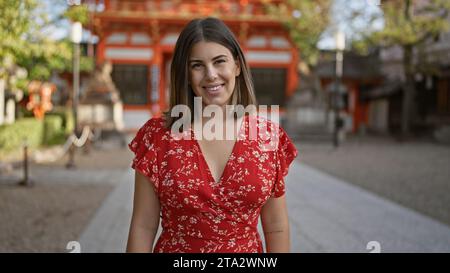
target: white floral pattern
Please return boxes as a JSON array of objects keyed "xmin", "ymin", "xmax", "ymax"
[{"xmin": 129, "ymin": 115, "xmax": 298, "ymax": 253}]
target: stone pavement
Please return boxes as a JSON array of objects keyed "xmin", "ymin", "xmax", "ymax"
[
  {"xmin": 78, "ymin": 160, "xmax": 450, "ymax": 253},
  {"xmin": 289, "ymin": 163, "xmax": 450, "ymax": 252},
  {"xmin": 78, "ymin": 169, "xmax": 133, "ymax": 252}
]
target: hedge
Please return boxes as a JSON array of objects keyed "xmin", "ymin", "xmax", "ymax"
[
  {"xmin": 47, "ymin": 106, "xmax": 74, "ymax": 135},
  {"xmin": 0, "ymin": 118, "xmax": 45, "ymax": 152},
  {"xmin": 0, "ymin": 114, "xmax": 69, "ymax": 154},
  {"xmin": 43, "ymin": 115, "xmax": 66, "ymax": 145}
]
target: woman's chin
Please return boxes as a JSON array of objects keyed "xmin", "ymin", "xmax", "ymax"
[{"xmin": 202, "ymin": 96, "xmax": 230, "ymax": 108}]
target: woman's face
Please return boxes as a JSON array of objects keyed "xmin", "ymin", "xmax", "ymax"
[{"xmin": 188, "ymin": 41, "xmax": 240, "ymax": 108}]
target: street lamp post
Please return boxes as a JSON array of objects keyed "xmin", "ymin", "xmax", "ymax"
[
  {"xmin": 333, "ymin": 30, "xmax": 345, "ymax": 148},
  {"xmin": 66, "ymin": 21, "xmax": 82, "ymax": 169}
]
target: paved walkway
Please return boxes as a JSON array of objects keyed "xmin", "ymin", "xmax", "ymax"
[
  {"xmin": 78, "ymin": 169, "xmax": 133, "ymax": 252},
  {"xmin": 78, "ymin": 161, "xmax": 450, "ymax": 253},
  {"xmin": 289, "ymin": 163, "xmax": 450, "ymax": 252}
]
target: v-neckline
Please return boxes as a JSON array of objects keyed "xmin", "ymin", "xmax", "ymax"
[{"xmin": 193, "ymin": 115, "xmax": 246, "ymax": 185}]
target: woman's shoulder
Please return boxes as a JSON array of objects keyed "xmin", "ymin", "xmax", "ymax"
[
  {"xmin": 244, "ymin": 114, "xmax": 294, "ymax": 152},
  {"xmin": 139, "ymin": 116, "xmax": 169, "ymax": 133},
  {"xmin": 133, "ymin": 116, "xmax": 172, "ymax": 145},
  {"xmin": 246, "ymin": 114, "xmax": 284, "ymax": 134}
]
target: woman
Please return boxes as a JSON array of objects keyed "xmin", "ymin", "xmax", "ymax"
[{"xmin": 126, "ymin": 17, "xmax": 298, "ymax": 253}]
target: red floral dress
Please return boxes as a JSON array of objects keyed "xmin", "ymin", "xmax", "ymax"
[{"xmin": 129, "ymin": 114, "xmax": 298, "ymax": 253}]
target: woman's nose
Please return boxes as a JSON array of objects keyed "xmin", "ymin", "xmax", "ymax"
[{"xmin": 205, "ymin": 65, "xmax": 218, "ymax": 80}]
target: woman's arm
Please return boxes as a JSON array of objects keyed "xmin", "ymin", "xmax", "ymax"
[
  {"xmin": 260, "ymin": 195, "xmax": 290, "ymax": 253},
  {"xmin": 126, "ymin": 171, "xmax": 161, "ymax": 253}
]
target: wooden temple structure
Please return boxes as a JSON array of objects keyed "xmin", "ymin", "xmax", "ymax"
[{"xmin": 84, "ymin": 0, "xmax": 300, "ymax": 130}]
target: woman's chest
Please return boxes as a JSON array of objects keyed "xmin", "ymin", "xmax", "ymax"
[
  {"xmin": 157, "ymin": 139, "xmax": 277, "ymax": 208},
  {"xmin": 196, "ymin": 138, "xmax": 236, "ymax": 185}
]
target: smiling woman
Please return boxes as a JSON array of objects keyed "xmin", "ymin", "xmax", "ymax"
[
  {"xmin": 163, "ymin": 17, "xmax": 257, "ymax": 129},
  {"xmin": 188, "ymin": 42, "xmax": 240, "ymax": 107},
  {"xmin": 126, "ymin": 17, "xmax": 298, "ymax": 253}
]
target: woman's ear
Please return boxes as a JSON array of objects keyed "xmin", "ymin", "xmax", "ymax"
[{"xmin": 235, "ymin": 60, "xmax": 241, "ymax": 77}]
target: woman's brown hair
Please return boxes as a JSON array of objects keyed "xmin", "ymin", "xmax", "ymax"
[{"xmin": 163, "ymin": 17, "xmax": 257, "ymax": 129}]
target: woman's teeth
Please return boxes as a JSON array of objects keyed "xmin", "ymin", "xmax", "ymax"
[{"xmin": 205, "ymin": 85, "xmax": 222, "ymax": 92}]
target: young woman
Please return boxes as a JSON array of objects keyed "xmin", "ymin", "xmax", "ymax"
[{"xmin": 126, "ymin": 17, "xmax": 298, "ymax": 253}]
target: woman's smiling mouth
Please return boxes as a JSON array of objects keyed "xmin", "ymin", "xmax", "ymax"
[{"xmin": 203, "ymin": 84, "xmax": 225, "ymax": 94}]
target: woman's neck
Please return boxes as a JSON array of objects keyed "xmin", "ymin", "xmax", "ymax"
[
  {"xmin": 193, "ymin": 104, "xmax": 242, "ymax": 141},
  {"xmin": 199, "ymin": 104, "xmax": 236, "ymax": 124}
]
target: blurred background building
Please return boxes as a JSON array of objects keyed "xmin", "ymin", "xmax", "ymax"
[
  {"xmin": 371, "ymin": 25, "xmax": 450, "ymax": 138},
  {"xmin": 360, "ymin": 0, "xmax": 450, "ymax": 141},
  {"xmin": 82, "ymin": 0, "xmax": 299, "ymax": 130}
]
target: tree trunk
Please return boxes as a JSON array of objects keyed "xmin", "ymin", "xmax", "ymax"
[
  {"xmin": 400, "ymin": 0, "xmax": 416, "ymax": 139},
  {"xmin": 0, "ymin": 78, "xmax": 5, "ymax": 125},
  {"xmin": 402, "ymin": 44, "xmax": 415, "ymax": 138}
]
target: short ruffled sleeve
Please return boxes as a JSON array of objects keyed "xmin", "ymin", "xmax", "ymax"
[
  {"xmin": 272, "ymin": 125, "xmax": 298, "ymax": 198},
  {"xmin": 128, "ymin": 118, "xmax": 160, "ymax": 192}
]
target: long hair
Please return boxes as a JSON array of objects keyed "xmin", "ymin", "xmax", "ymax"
[{"xmin": 163, "ymin": 17, "xmax": 257, "ymax": 129}]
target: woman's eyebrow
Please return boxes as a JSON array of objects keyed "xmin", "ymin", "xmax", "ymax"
[
  {"xmin": 189, "ymin": 54, "xmax": 228, "ymax": 63},
  {"xmin": 211, "ymin": 54, "xmax": 228, "ymax": 60}
]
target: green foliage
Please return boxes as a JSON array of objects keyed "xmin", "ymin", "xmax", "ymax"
[
  {"xmin": 64, "ymin": 109, "xmax": 74, "ymax": 135},
  {"xmin": 43, "ymin": 115, "xmax": 66, "ymax": 145},
  {"xmin": 0, "ymin": 118, "xmax": 44, "ymax": 152},
  {"xmin": 64, "ymin": 52, "xmax": 95, "ymax": 74},
  {"xmin": 80, "ymin": 56, "xmax": 95, "ymax": 73},
  {"xmin": 265, "ymin": 0, "xmax": 332, "ymax": 67},
  {"xmin": 63, "ymin": 4, "xmax": 89, "ymax": 25},
  {"xmin": 15, "ymin": 39, "xmax": 93, "ymax": 84},
  {"xmin": 353, "ymin": 0, "xmax": 450, "ymax": 52},
  {"xmin": 49, "ymin": 106, "xmax": 74, "ymax": 135},
  {"xmin": 0, "ymin": 112, "xmax": 72, "ymax": 155},
  {"xmin": 0, "ymin": 0, "xmax": 37, "ymax": 64},
  {"xmin": 0, "ymin": 0, "xmax": 93, "ymax": 94}
]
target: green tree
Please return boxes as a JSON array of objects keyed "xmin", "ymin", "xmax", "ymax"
[
  {"xmin": 0, "ymin": 0, "xmax": 35, "ymax": 89},
  {"xmin": 63, "ymin": 3, "xmax": 90, "ymax": 25},
  {"xmin": 0, "ymin": 0, "xmax": 93, "ymax": 93},
  {"xmin": 265, "ymin": 0, "xmax": 332, "ymax": 105},
  {"xmin": 353, "ymin": 0, "xmax": 450, "ymax": 137},
  {"xmin": 265, "ymin": 0, "xmax": 332, "ymax": 69}
]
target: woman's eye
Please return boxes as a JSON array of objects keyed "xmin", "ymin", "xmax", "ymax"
[
  {"xmin": 215, "ymin": 59, "xmax": 226, "ymax": 64},
  {"xmin": 191, "ymin": 63, "xmax": 202, "ymax": 69}
]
